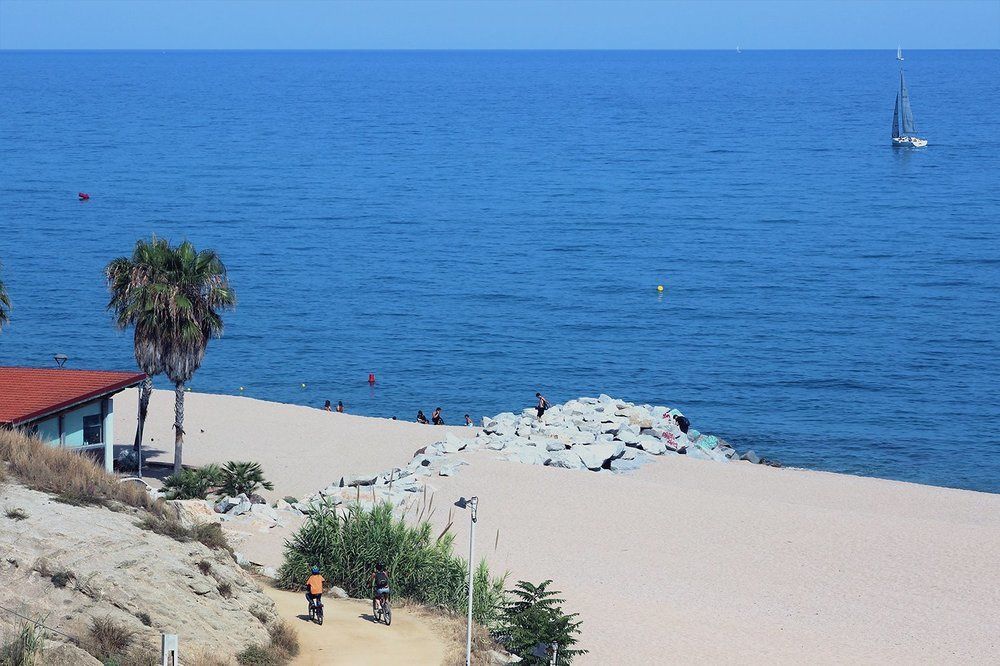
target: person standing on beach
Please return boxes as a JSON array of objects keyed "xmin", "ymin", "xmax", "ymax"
[
  {"xmin": 416, "ymin": 410, "xmax": 429, "ymax": 424},
  {"xmin": 464, "ymin": 414, "xmax": 473, "ymax": 426},
  {"xmin": 336, "ymin": 400, "xmax": 345, "ymax": 413},
  {"xmin": 323, "ymin": 400, "xmax": 332, "ymax": 412},
  {"xmin": 536, "ymin": 392, "xmax": 550, "ymax": 419},
  {"xmin": 432, "ymin": 407, "xmax": 444, "ymax": 425}
]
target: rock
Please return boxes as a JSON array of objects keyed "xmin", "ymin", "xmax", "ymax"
[
  {"xmin": 535, "ymin": 438, "xmax": 566, "ymax": 452},
  {"xmin": 346, "ymin": 473, "xmax": 378, "ymax": 487},
  {"xmin": 441, "ymin": 433, "xmax": 468, "ymax": 453},
  {"xmin": 233, "ymin": 552, "xmax": 251, "ymax": 567},
  {"xmin": 636, "ymin": 435, "xmax": 667, "ymax": 455},
  {"xmin": 229, "ymin": 497, "xmax": 253, "ymax": 516},
  {"xmin": 190, "ymin": 580, "xmax": 214, "ymax": 595},
  {"xmin": 330, "ymin": 586, "xmax": 349, "ymax": 599},
  {"xmin": 575, "ymin": 442, "xmax": 622, "ymax": 470},
  {"xmin": 261, "ymin": 566, "xmax": 277, "ymax": 579},
  {"xmin": 164, "ymin": 499, "xmax": 218, "ymax": 527},
  {"xmin": 508, "ymin": 446, "xmax": 546, "ymax": 466},
  {"xmin": 545, "ymin": 450, "xmax": 586, "ymax": 470},
  {"xmin": 249, "ymin": 503, "xmax": 279, "ymax": 522},
  {"xmin": 685, "ymin": 446, "xmax": 713, "ymax": 461},
  {"xmin": 615, "ymin": 424, "xmax": 641, "ymax": 445},
  {"xmin": 610, "ymin": 455, "xmax": 651, "ymax": 473},
  {"xmin": 741, "ymin": 450, "xmax": 761, "ymax": 464}
]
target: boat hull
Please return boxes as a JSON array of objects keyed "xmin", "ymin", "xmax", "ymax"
[{"xmin": 892, "ymin": 136, "xmax": 928, "ymax": 148}]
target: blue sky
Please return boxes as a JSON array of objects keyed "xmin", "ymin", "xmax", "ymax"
[{"xmin": 1, "ymin": 0, "xmax": 997, "ymax": 50}]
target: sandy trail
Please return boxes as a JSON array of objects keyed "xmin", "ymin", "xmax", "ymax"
[{"xmin": 265, "ymin": 587, "xmax": 448, "ymax": 666}]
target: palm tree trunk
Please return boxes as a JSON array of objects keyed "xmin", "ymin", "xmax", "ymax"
[
  {"xmin": 173, "ymin": 381, "xmax": 185, "ymax": 474},
  {"xmin": 133, "ymin": 375, "xmax": 153, "ymax": 478}
]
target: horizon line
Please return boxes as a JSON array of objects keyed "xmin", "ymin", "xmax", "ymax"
[{"xmin": 3, "ymin": 47, "xmax": 998, "ymax": 53}]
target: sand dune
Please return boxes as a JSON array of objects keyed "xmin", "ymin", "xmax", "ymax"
[{"xmin": 115, "ymin": 390, "xmax": 1000, "ymax": 664}]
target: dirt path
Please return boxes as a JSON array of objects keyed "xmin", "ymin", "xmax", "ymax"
[{"xmin": 265, "ymin": 587, "xmax": 449, "ymax": 665}]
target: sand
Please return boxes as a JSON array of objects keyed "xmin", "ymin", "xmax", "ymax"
[{"xmin": 116, "ymin": 389, "xmax": 1000, "ymax": 664}]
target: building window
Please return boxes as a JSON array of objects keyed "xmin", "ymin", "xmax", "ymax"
[{"xmin": 83, "ymin": 414, "xmax": 103, "ymax": 445}]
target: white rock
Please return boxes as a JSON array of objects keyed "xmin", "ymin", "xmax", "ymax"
[
  {"xmin": 545, "ymin": 450, "xmax": 586, "ymax": 470},
  {"xmin": 636, "ymin": 435, "xmax": 666, "ymax": 455},
  {"xmin": 441, "ymin": 433, "xmax": 468, "ymax": 454},
  {"xmin": 575, "ymin": 442, "xmax": 621, "ymax": 470},
  {"xmin": 250, "ymin": 503, "xmax": 279, "ymax": 522}
]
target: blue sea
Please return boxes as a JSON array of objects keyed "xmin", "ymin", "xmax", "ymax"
[{"xmin": 1, "ymin": 51, "xmax": 998, "ymax": 493}]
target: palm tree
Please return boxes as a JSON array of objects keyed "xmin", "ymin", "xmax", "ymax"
[
  {"xmin": 0, "ymin": 260, "xmax": 10, "ymax": 331},
  {"xmin": 106, "ymin": 237, "xmax": 235, "ymax": 474}
]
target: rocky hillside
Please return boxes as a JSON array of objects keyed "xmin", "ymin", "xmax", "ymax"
[{"xmin": 0, "ymin": 481, "xmax": 279, "ymax": 664}]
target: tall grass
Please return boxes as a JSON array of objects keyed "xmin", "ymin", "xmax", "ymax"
[
  {"xmin": 0, "ymin": 620, "xmax": 45, "ymax": 666},
  {"xmin": 277, "ymin": 500, "xmax": 507, "ymax": 625},
  {"xmin": 0, "ymin": 429, "xmax": 160, "ymax": 515}
]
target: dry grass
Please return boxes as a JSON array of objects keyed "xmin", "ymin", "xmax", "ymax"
[
  {"xmin": 87, "ymin": 616, "xmax": 135, "ymax": 660},
  {"xmin": 235, "ymin": 621, "xmax": 300, "ymax": 666},
  {"xmin": 267, "ymin": 621, "xmax": 299, "ymax": 658},
  {"xmin": 0, "ymin": 429, "xmax": 161, "ymax": 515},
  {"xmin": 186, "ymin": 646, "xmax": 237, "ymax": 666},
  {"xmin": 136, "ymin": 515, "xmax": 230, "ymax": 551},
  {"xmin": 4, "ymin": 507, "xmax": 28, "ymax": 521},
  {"xmin": 404, "ymin": 601, "xmax": 501, "ymax": 666}
]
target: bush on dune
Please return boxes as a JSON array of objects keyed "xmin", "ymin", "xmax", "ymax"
[
  {"xmin": 277, "ymin": 500, "xmax": 507, "ymax": 626},
  {"xmin": 0, "ymin": 429, "xmax": 160, "ymax": 515}
]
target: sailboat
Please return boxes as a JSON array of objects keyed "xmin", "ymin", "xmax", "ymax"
[
  {"xmin": 892, "ymin": 68, "xmax": 927, "ymax": 147},
  {"xmin": 897, "ymin": 46, "xmax": 904, "ymax": 61},
  {"xmin": 737, "ymin": 45, "xmax": 742, "ymax": 54}
]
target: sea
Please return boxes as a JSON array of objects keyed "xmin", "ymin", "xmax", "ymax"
[{"xmin": 1, "ymin": 50, "xmax": 998, "ymax": 493}]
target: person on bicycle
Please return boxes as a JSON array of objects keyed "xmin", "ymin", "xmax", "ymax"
[
  {"xmin": 305, "ymin": 565, "xmax": 324, "ymax": 609},
  {"xmin": 372, "ymin": 563, "xmax": 390, "ymax": 607}
]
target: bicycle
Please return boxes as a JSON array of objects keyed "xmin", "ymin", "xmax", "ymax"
[
  {"xmin": 373, "ymin": 593, "xmax": 391, "ymax": 626},
  {"xmin": 307, "ymin": 596, "xmax": 324, "ymax": 625}
]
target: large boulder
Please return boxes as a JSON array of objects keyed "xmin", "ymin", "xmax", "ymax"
[
  {"xmin": 545, "ymin": 450, "xmax": 586, "ymax": 470},
  {"xmin": 635, "ymin": 435, "xmax": 667, "ymax": 455},
  {"xmin": 441, "ymin": 433, "xmax": 469, "ymax": 454},
  {"xmin": 575, "ymin": 442, "xmax": 623, "ymax": 471}
]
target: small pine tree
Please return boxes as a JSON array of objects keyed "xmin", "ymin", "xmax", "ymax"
[{"xmin": 497, "ymin": 580, "xmax": 586, "ymax": 664}]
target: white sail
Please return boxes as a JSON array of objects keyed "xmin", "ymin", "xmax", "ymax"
[{"xmin": 897, "ymin": 47, "xmax": 904, "ymax": 61}]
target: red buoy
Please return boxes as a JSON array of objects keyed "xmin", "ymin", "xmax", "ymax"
[
  {"xmin": 368, "ymin": 373, "xmax": 376, "ymax": 385},
  {"xmin": 78, "ymin": 192, "xmax": 90, "ymax": 201}
]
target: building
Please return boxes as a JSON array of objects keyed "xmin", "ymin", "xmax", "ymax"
[{"xmin": 0, "ymin": 367, "xmax": 145, "ymax": 472}]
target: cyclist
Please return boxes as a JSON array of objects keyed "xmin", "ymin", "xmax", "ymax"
[
  {"xmin": 372, "ymin": 563, "xmax": 390, "ymax": 608},
  {"xmin": 305, "ymin": 565, "xmax": 324, "ymax": 612}
]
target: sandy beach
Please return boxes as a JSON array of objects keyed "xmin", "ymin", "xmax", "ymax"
[{"xmin": 117, "ymin": 389, "xmax": 1000, "ymax": 664}]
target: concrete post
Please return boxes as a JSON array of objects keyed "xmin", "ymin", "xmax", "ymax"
[{"xmin": 160, "ymin": 633, "xmax": 178, "ymax": 666}]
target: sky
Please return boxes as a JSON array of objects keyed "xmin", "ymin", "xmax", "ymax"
[{"xmin": 0, "ymin": 0, "xmax": 998, "ymax": 50}]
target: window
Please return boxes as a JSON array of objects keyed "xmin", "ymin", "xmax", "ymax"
[{"xmin": 83, "ymin": 414, "xmax": 103, "ymax": 445}]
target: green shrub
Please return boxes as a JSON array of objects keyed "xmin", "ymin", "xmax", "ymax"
[
  {"xmin": 161, "ymin": 465, "xmax": 222, "ymax": 500},
  {"xmin": 0, "ymin": 620, "xmax": 45, "ymax": 666},
  {"xmin": 50, "ymin": 570, "xmax": 74, "ymax": 589},
  {"xmin": 277, "ymin": 500, "xmax": 506, "ymax": 625},
  {"xmin": 218, "ymin": 461, "xmax": 274, "ymax": 497},
  {"xmin": 236, "ymin": 643, "xmax": 285, "ymax": 666},
  {"xmin": 496, "ymin": 580, "xmax": 585, "ymax": 665}
]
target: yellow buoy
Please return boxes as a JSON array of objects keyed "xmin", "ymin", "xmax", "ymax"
[{"xmin": 657, "ymin": 285, "xmax": 664, "ymax": 292}]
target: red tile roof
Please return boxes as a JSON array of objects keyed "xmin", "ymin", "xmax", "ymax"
[{"xmin": 0, "ymin": 367, "xmax": 146, "ymax": 426}]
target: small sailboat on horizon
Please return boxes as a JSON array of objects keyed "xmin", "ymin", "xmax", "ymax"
[
  {"xmin": 891, "ymin": 56, "xmax": 927, "ymax": 148},
  {"xmin": 897, "ymin": 46, "xmax": 904, "ymax": 61}
]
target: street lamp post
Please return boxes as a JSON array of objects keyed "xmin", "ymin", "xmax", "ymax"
[{"xmin": 456, "ymin": 496, "xmax": 479, "ymax": 666}]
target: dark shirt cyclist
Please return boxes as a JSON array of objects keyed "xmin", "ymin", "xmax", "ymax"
[{"xmin": 372, "ymin": 563, "xmax": 391, "ymax": 606}]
